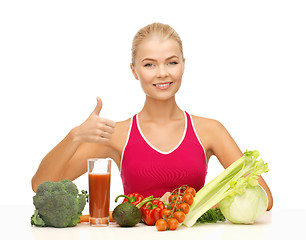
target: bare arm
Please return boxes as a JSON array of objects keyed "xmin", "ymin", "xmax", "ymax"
[
  {"xmin": 31, "ymin": 97, "xmax": 116, "ymax": 192},
  {"xmin": 194, "ymin": 117, "xmax": 273, "ymax": 210},
  {"xmin": 31, "ymin": 129, "xmax": 80, "ymax": 191}
]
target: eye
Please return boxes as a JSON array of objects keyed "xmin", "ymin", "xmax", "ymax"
[
  {"xmin": 144, "ymin": 63, "xmax": 153, "ymax": 67},
  {"xmin": 169, "ymin": 61, "xmax": 178, "ymax": 65}
]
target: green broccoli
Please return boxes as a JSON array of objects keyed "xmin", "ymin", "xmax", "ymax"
[{"xmin": 31, "ymin": 179, "xmax": 87, "ymax": 228}]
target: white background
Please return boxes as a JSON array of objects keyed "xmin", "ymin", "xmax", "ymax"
[{"xmin": 0, "ymin": 0, "xmax": 305, "ymax": 210}]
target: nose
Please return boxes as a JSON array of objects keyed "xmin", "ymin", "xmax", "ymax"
[{"xmin": 156, "ymin": 64, "xmax": 169, "ymax": 78}]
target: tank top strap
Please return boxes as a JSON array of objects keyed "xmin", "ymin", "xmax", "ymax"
[
  {"xmin": 120, "ymin": 114, "xmax": 139, "ymax": 170},
  {"xmin": 184, "ymin": 111, "xmax": 207, "ymax": 157},
  {"xmin": 184, "ymin": 111, "xmax": 194, "ymax": 137},
  {"xmin": 128, "ymin": 114, "xmax": 142, "ymax": 145}
]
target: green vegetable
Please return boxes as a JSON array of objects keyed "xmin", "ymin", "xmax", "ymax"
[
  {"xmin": 219, "ymin": 185, "xmax": 268, "ymax": 224},
  {"xmin": 183, "ymin": 150, "xmax": 268, "ymax": 227},
  {"xmin": 31, "ymin": 210, "xmax": 46, "ymax": 227},
  {"xmin": 196, "ymin": 207, "xmax": 225, "ymax": 224},
  {"xmin": 31, "ymin": 179, "xmax": 87, "ymax": 228},
  {"xmin": 112, "ymin": 195, "xmax": 142, "ymax": 227}
]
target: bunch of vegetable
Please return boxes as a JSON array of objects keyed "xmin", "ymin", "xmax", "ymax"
[
  {"xmin": 183, "ymin": 150, "xmax": 269, "ymax": 227},
  {"xmin": 155, "ymin": 185, "xmax": 196, "ymax": 231},
  {"xmin": 112, "ymin": 186, "xmax": 196, "ymax": 230},
  {"xmin": 79, "ymin": 150, "xmax": 269, "ymax": 229},
  {"xmin": 31, "ymin": 179, "xmax": 88, "ymax": 228}
]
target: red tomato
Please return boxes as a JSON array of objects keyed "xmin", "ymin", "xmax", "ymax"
[
  {"xmin": 184, "ymin": 187, "xmax": 196, "ymax": 197},
  {"xmin": 169, "ymin": 194, "xmax": 182, "ymax": 203},
  {"xmin": 168, "ymin": 194, "xmax": 176, "ymax": 203},
  {"xmin": 155, "ymin": 219, "xmax": 168, "ymax": 231},
  {"xmin": 182, "ymin": 193, "xmax": 194, "ymax": 205},
  {"xmin": 171, "ymin": 199, "xmax": 181, "ymax": 209},
  {"xmin": 173, "ymin": 211, "xmax": 185, "ymax": 223},
  {"xmin": 161, "ymin": 209, "xmax": 172, "ymax": 219},
  {"xmin": 178, "ymin": 203, "xmax": 190, "ymax": 214},
  {"xmin": 167, "ymin": 218, "xmax": 179, "ymax": 230}
]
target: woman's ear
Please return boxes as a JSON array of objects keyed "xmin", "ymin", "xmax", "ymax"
[
  {"xmin": 130, "ymin": 63, "xmax": 139, "ymax": 80},
  {"xmin": 182, "ymin": 58, "xmax": 186, "ymax": 73}
]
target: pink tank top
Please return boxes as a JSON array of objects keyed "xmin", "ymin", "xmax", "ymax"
[{"xmin": 120, "ymin": 111, "xmax": 207, "ymax": 198}]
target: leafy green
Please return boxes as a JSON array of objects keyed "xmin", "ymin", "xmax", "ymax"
[{"xmin": 196, "ymin": 207, "xmax": 225, "ymax": 224}]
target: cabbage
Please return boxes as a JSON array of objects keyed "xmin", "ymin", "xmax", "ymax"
[{"xmin": 219, "ymin": 185, "xmax": 268, "ymax": 224}]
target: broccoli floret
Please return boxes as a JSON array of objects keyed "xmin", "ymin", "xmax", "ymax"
[{"xmin": 31, "ymin": 179, "xmax": 87, "ymax": 228}]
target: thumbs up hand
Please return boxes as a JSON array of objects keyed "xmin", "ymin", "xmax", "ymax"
[
  {"xmin": 74, "ymin": 97, "xmax": 116, "ymax": 144},
  {"xmin": 90, "ymin": 96, "xmax": 103, "ymax": 117}
]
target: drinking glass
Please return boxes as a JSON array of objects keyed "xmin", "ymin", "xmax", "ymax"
[{"xmin": 88, "ymin": 158, "xmax": 112, "ymax": 226}]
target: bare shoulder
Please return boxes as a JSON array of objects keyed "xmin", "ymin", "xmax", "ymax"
[
  {"xmin": 109, "ymin": 117, "xmax": 132, "ymax": 153},
  {"xmin": 190, "ymin": 114, "xmax": 242, "ymax": 162},
  {"xmin": 114, "ymin": 118, "xmax": 132, "ymax": 133},
  {"xmin": 112, "ymin": 117, "xmax": 132, "ymax": 142},
  {"xmin": 190, "ymin": 114, "xmax": 228, "ymax": 156},
  {"xmin": 190, "ymin": 114, "xmax": 225, "ymax": 134}
]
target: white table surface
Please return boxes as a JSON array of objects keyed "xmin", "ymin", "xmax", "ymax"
[{"xmin": 1, "ymin": 205, "xmax": 303, "ymax": 240}]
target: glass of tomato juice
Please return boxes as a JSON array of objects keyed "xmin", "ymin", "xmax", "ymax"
[{"xmin": 87, "ymin": 158, "xmax": 112, "ymax": 227}]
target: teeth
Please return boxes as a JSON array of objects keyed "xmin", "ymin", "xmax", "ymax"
[{"xmin": 155, "ymin": 83, "xmax": 171, "ymax": 87}]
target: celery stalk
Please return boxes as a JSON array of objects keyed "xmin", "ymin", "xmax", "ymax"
[{"xmin": 183, "ymin": 150, "xmax": 268, "ymax": 227}]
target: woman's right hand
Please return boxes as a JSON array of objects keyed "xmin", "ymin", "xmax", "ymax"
[{"xmin": 73, "ymin": 97, "xmax": 116, "ymax": 144}]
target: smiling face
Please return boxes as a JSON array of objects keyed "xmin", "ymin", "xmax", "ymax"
[{"xmin": 131, "ymin": 36, "xmax": 185, "ymax": 101}]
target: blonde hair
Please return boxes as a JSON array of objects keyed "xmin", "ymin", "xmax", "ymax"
[{"xmin": 131, "ymin": 22, "xmax": 183, "ymax": 65}]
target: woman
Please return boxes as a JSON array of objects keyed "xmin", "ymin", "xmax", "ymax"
[{"xmin": 31, "ymin": 23, "xmax": 273, "ymax": 210}]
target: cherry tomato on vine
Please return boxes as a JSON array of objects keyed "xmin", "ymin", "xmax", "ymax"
[
  {"xmin": 171, "ymin": 203, "xmax": 177, "ymax": 211},
  {"xmin": 182, "ymin": 193, "xmax": 194, "ymax": 205},
  {"xmin": 168, "ymin": 194, "xmax": 176, "ymax": 203},
  {"xmin": 173, "ymin": 211, "xmax": 186, "ymax": 223},
  {"xmin": 169, "ymin": 194, "xmax": 181, "ymax": 203},
  {"xmin": 167, "ymin": 218, "xmax": 179, "ymax": 230},
  {"xmin": 184, "ymin": 187, "xmax": 196, "ymax": 197},
  {"xmin": 178, "ymin": 202, "xmax": 190, "ymax": 214},
  {"xmin": 161, "ymin": 209, "xmax": 172, "ymax": 219},
  {"xmin": 155, "ymin": 219, "xmax": 168, "ymax": 231},
  {"xmin": 171, "ymin": 199, "xmax": 181, "ymax": 208}
]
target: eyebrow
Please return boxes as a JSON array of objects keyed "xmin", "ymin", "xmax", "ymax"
[{"xmin": 141, "ymin": 55, "xmax": 179, "ymax": 62}]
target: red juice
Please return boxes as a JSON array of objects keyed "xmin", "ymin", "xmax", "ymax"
[{"xmin": 88, "ymin": 173, "xmax": 111, "ymax": 219}]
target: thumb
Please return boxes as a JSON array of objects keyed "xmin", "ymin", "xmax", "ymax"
[{"xmin": 91, "ymin": 97, "xmax": 103, "ymax": 116}]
